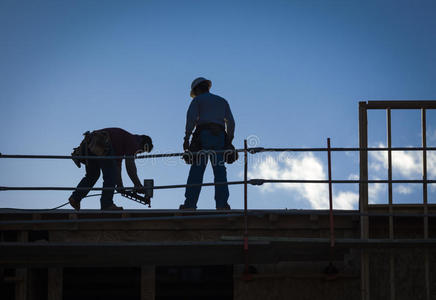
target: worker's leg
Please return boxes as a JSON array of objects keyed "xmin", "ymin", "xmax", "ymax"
[
  {"xmin": 184, "ymin": 154, "xmax": 207, "ymax": 209},
  {"xmin": 204, "ymin": 131, "xmax": 229, "ymax": 208},
  {"xmin": 99, "ymin": 159, "xmax": 117, "ymax": 209},
  {"xmin": 211, "ymin": 151, "xmax": 229, "ymax": 209},
  {"xmin": 70, "ymin": 159, "xmax": 101, "ymax": 203}
]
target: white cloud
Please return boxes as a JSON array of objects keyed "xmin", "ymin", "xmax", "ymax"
[
  {"xmin": 335, "ymin": 191, "xmax": 359, "ymax": 210},
  {"xmin": 428, "ymin": 128, "xmax": 436, "ymax": 144},
  {"xmin": 249, "ymin": 153, "xmax": 358, "ymax": 209},
  {"xmin": 348, "ymin": 174, "xmax": 359, "ymax": 180},
  {"xmin": 368, "ymin": 181, "xmax": 386, "ymax": 204},
  {"xmin": 367, "ymin": 143, "xmax": 436, "ymax": 203},
  {"xmin": 369, "ymin": 143, "xmax": 422, "ymax": 178},
  {"xmin": 396, "ymin": 185, "xmax": 413, "ymax": 195},
  {"xmin": 248, "ymin": 144, "xmax": 434, "ymax": 208},
  {"xmin": 427, "ymin": 152, "xmax": 436, "ymax": 178}
]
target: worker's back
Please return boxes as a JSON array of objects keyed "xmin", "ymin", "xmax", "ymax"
[{"xmin": 193, "ymin": 92, "xmax": 230, "ymax": 127}]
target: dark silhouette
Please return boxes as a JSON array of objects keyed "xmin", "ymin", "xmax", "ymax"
[
  {"xmin": 180, "ymin": 77, "xmax": 236, "ymax": 210},
  {"xmin": 69, "ymin": 128, "xmax": 153, "ymax": 210}
]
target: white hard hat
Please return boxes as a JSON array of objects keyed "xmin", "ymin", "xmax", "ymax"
[{"xmin": 190, "ymin": 77, "xmax": 212, "ymax": 97}]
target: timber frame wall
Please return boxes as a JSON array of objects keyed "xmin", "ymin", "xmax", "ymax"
[{"xmin": 359, "ymin": 101, "xmax": 436, "ymax": 300}]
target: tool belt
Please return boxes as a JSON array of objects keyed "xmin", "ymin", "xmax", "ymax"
[
  {"xmin": 183, "ymin": 123, "xmax": 238, "ymax": 165},
  {"xmin": 71, "ymin": 130, "xmax": 112, "ymax": 168}
]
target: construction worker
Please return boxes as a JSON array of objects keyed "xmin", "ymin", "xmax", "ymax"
[
  {"xmin": 69, "ymin": 128, "xmax": 153, "ymax": 210},
  {"xmin": 180, "ymin": 77, "xmax": 235, "ymax": 210}
]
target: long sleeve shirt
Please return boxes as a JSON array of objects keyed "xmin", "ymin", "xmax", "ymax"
[
  {"xmin": 98, "ymin": 127, "xmax": 141, "ymax": 169},
  {"xmin": 185, "ymin": 92, "xmax": 235, "ymax": 141}
]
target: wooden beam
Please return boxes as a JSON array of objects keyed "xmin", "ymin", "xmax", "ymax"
[
  {"xmin": 141, "ymin": 265, "xmax": 155, "ymax": 300},
  {"xmin": 48, "ymin": 268, "xmax": 62, "ymax": 300},
  {"xmin": 422, "ymin": 108, "xmax": 430, "ymax": 300},
  {"xmin": 0, "ymin": 240, "xmax": 350, "ymax": 267},
  {"xmin": 386, "ymin": 108, "xmax": 396, "ymax": 300},
  {"xmin": 359, "ymin": 101, "xmax": 370, "ymax": 300},
  {"xmin": 1, "ymin": 239, "xmax": 435, "ymax": 268},
  {"xmin": 366, "ymin": 101, "xmax": 436, "ymax": 109},
  {"xmin": 15, "ymin": 231, "xmax": 28, "ymax": 300},
  {"xmin": 0, "ymin": 212, "xmax": 359, "ymax": 231}
]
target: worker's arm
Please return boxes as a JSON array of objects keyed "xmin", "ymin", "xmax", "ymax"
[
  {"xmin": 125, "ymin": 158, "xmax": 143, "ymax": 190},
  {"xmin": 115, "ymin": 160, "xmax": 124, "ymax": 191},
  {"xmin": 117, "ymin": 167, "xmax": 123, "ymax": 187},
  {"xmin": 184, "ymin": 99, "xmax": 199, "ymax": 149},
  {"xmin": 224, "ymin": 100, "xmax": 235, "ymax": 142}
]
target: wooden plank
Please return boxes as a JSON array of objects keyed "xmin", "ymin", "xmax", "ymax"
[
  {"xmin": 361, "ymin": 251, "xmax": 370, "ymax": 300},
  {"xmin": 422, "ymin": 109, "xmax": 431, "ymax": 300},
  {"xmin": 15, "ymin": 231, "xmax": 28, "ymax": 300},
  {"xmin": 1, "ymin": 239, "xmax": 436, "ymax": 268},
  {"xmin": 48, "ymin": 268, "xmax": 62, "ymax": 300},
  {"xmin": 0, "ymin": 240, "xmax": 355, "ymax": 267},
  {"xmin": 359, "ymin": 101, "xmax": 370, "ymax": 300},
  {"xmin": 359, "ymin": 102, "xmax": 369, "ymax": 237},
  {"xmin": 0, "ymin": 213, "xmax": 359, "ymax": 231},
  {"xmin": 368, "ymin": 203, "xmax": 436, "ymax": 213},
  {"xmin": 387, "ymin": 108, "xmax": 394, "ymax": 238},
  {"xmin": 141, "ymin": 265, "xmax": 155, "ymax": 300},
  {"xmin": 389, "ymin": 254, "xmax": 395, "ymax": 300},
  {"xmin": 366, "ymin": 101, "xmax": 436, "ymax": 110},
  {"xmin": 425, "ymin": 251, "xmax": 430, "ymax": 300},
  {"xmin": 14, "ymin": 269, "xmax": 27, "ymax": 300},
  {"xmin": 387, "ymin": 108, "xmax": 395, "ymax": 300}
]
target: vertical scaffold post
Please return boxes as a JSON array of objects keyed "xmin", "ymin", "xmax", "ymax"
[
  {"xmin": 327, "ymin": 138, "xmax": 335, "ymax": 249},
  {"xmin": 244, "ymin": 139, "xmax": 248, "ymax": 237},
  {"xmin": 422, "ymin": 108, "xmax": 430, "ymax": 300},
  {"xmin": 243, "ymin": 139, "xmax": 250, "ymax": 279},
  {"xmin": 326, "ymin": 137, "xmax": 338, "ymax": 278},
  {"xmin": 387, "ymin": 108, "xmax": 395, "ymax": 300},
  {"xmin": 359, "ymin": 102, "xmax": 370, "ymax": 300}
]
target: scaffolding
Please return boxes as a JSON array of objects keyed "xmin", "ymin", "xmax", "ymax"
[{"xmin": 1, "ymin": 100, "xmax": 436, "ymax": 299}]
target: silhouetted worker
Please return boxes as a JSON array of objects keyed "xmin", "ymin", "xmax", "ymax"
[
  {"xmin": 180, "ymin": 77, "xmax": 235, "ymax": 210},
  {"xmin": 69, "ymin": 128, "xmax": 153, "ymax": 210}
]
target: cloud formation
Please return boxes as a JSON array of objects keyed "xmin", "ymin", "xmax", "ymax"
[
  {"xmin": 369, "ymin": 144, "xmax": 423, "ymax": 177},
  {"xmin": 248, "ymin": 144, "xmax": 434, "ymax": 208},
  {"xmin": 248, "ymin": 153, "xmax": 357, "ymax": 210},
  {"xmin": 368, "ymin": 143, "xmax": 436, "ymax": 202}
]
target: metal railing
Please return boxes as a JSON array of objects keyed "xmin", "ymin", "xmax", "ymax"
[{"xmin": 1, "ymin": 100, "xmax": 436, "ymax": 298}]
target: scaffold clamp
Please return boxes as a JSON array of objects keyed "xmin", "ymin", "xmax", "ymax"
[
  {"xmin": 248, "ymin": 147, "xmax": 264, "ymax": 154},
  {"xmin": 249, "ymin": 179, "xmax": 265, "ymax": 186}
]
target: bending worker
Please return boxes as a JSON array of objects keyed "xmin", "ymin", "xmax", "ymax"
[
  {"xmin": 180, "ymin": 77, "xmax": 235, "ymax": 210},
  {"xmin": 69, "ymin": 128, "xmax": 153, "ymax": 210}
]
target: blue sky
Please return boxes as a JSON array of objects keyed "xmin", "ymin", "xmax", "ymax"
[{"xmin": 1, "ymin": 0, "xmax": 436, "ymax": 210}]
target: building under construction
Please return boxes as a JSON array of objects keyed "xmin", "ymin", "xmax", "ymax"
[{"xmin": 1, "ymin": 101, "xmax": 436, "ymax": 300}]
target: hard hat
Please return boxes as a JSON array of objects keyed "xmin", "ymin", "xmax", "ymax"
[{"xmin": 190, "ymin": 77, "xmax": 212, "ymax": 97}]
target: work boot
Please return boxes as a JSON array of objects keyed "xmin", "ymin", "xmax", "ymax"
[
  {"xmin": 103, "ymin": 204, "xmax": 124, "ymax": 210},
  {"xmin": 217, "ymin": 203, "xmax": 231, "ymax": 210},
  {"xmin": 68, "ymin": 196, "xmax": 80, "ymax": 211},
  {"xmin": 179, "ymin": 204, "xmax": 196, "ymax": 211}
]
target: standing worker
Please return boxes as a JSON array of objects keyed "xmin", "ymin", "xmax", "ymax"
[
  {"xmin": 180, "ymin": 77, "xmax": 235, "ymax": 210},
  {"xmin": 69, "ymin": 128, "xmax": 153, "ymax": 210}
]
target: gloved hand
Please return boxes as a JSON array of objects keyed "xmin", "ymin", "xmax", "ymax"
[
  {"xmin": 134, "ymin": 184, "xmax": 145, "ymax": 194},
  {"xmin": 115, "ymin": 184, "xmax": 126, "ymax": 194}
]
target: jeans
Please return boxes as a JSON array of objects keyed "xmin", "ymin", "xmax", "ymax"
[
  {"xmin": 71, "ymin": 156, "xmax": 117, "ymax": 209},
  {"xmin": 184, "ymin": 130, "xmax": 229, "ymax": 209}
]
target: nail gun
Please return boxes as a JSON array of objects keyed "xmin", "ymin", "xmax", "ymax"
[{"xmin": 120, "ymin": 179, "xmax": 154, "ymax": 208}]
